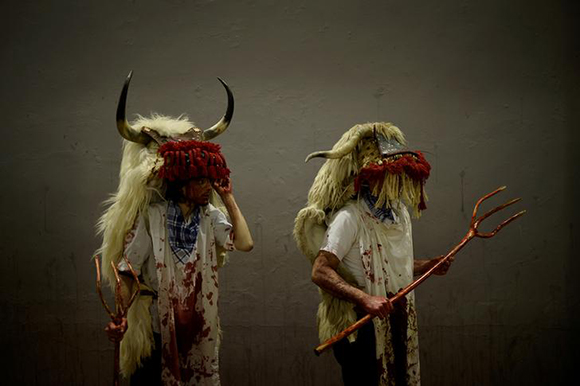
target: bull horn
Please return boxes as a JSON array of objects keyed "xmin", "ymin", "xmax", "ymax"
[
  {"xmin": 304, "ymin": 124, "xmax": 374, "ymax": 162},
  {"xmin": 202, "ymin": 77, "xmax": 234, "ymax": 141},
  {"xmin": 116, "ymin": 71, "xmax": 151, "ymax": 145}
]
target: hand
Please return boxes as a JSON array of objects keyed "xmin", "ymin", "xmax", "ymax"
[
  {"xmin": 212, "ymin": 178, "xmax": 233, "ymax": 198},
  {"xmin": 105, "ymin": 318, "xmax": 128, "ymax": 343},
  {"xmin": 433, "ymin": 255, "xmax": 454, "ymax": 276},
  {"xmin": 359, "ymin": 294, "xmax": 393, "ymax": 319}
]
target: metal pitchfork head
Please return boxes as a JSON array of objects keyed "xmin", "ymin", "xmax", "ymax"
[
  {"xmin": 94, "ymin": 255, "xmax": 140, "ymax": 386},
  {"xmin": 468, "ymin": 185, "xmax": 526, "ymax": 240},
  {"xmin": 94, "ymin": 255, "xmax": 140, "ymax": 321}
]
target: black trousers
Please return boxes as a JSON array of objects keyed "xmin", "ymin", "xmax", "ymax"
[
  {"xmin": 332, "ymin": 319, "xmax": 378, "ymax": 386},
  {"xmin": 130, "ymin": 333, "xmax": 162, "ymax": 386}
]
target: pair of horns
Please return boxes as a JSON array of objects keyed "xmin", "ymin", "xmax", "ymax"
[
  {"xmin": 304, "ymin": 125, "xmax": 375, "ymax": 162},
  {"xmin": 116, "ymin": 71, "xmax": 234, "ymax": 144}
]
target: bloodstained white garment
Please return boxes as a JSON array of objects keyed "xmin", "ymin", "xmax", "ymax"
[
  {"xmin": 121, "ymin": 202, "xmax": 234, "ymax": 385},
  {"xmin": 320, "ymin": 200, "xmax": 421, "ymax": 386}
]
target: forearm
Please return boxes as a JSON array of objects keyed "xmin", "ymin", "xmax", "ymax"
[
  {"xmin": 414, "ymin": 254, "xmax": 452, "ymax": 276},
  {"xmin": 312, "ymin": 263, "xmax": 366, "ymax": 306},
  {"xmin": 221, "ymin": 193, "xmax": 253, "ymax": 251},
  {"xmin": 414, "ymin": 259, "xmax": 436, "ymax": 276},
  {"xmin": 312, "ymin": 251, "xmax": 393, "ymax": 318}
]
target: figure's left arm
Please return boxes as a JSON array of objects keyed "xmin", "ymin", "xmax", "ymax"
[
  {"xmin": 213, "ymin": 178, "xmax": 254, "ymax": 252},
  {"xmin": 414, "ymin": 255, "xmax": 455, "ymax": 276}
]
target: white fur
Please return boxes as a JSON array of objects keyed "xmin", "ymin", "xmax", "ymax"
[
  {"xmin": 293, "ymin": 122, "xmax": 410, "ymax": 344},
  {"xmin": 96, "ymin": 114, "xmax": 228, "ymax": 375}
]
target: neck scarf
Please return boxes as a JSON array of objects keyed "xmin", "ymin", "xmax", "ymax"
[
  {"xmin": 361, "ymin": 186, "xmax": 398, "ymax": 225},
  {"xmin": 167, "ymin": 200, "xmax": 201, "ymax": 264}
]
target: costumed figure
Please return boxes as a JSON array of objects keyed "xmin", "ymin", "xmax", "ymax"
[
  {"xmin": 96, "ymin": 72, "xmax": 253, "ymax": 386},
  {"xmin": 294, "ymin": 122, "xmax": 452, "ymax": 386}
]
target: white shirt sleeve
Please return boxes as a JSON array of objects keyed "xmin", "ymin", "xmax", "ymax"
[
  {"xmin": 117, "ymin": 213, "xmax": 152, "ymax": 275},
  {"xmin": 210, "ymin": 206, "xmax": 234, "ymax": 251},
  {"xmin": 320, "ymin": 208, "xmax": 358, "ymax": 260}
]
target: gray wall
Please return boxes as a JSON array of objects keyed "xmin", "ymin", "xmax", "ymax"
[{"xmin": 1, "ymin": 0, "xmax": 578, "ymax": 385}]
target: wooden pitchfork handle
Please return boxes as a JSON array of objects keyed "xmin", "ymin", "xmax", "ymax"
[
  {"xmin": 95, "ymin": 255, "xmax": 140, "ymax": 386},
  {"xmin": 313, "ymin": 186, "xmax": 526, "ymax": 356}
]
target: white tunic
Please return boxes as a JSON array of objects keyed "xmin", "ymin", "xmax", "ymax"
[
  {"xmin": 320, "ymin": 199, "xmax": 421, "ymax": 385},
  {"xmin": 120, "ymin": 202, "xmax": 234, "ymax": 386}
]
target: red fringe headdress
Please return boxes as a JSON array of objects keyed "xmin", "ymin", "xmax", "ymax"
[
  {"xmin": 354, "ymin": 151, "xmax": 431, "ymax": 211},
  {"xmin": 157, "ymin": 140, "xmax": 230, "ymax": 181}
]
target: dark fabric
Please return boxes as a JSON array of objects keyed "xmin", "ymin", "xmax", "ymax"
[
  {"xmin": 333, "ymin": 319, "xmax": 379, "ymax": 386},
  {"xmin": 388, "ymin": 296, "xmax": 410, "ymax": 386},
  {"xmin": 130, "ymin": 333, "xmax": 162, "ymax": 386}
]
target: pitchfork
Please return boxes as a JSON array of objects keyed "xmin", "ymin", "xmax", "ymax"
[
  {"xmin": 94, "ymin": 255, "xmax": 140, "ymax": 385},
  {"xmin": 314, "ymin": 186, "xmax": 526, "ymax": 355}
]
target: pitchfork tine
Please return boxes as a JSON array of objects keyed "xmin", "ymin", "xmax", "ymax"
[
  {"xmin": 477, "ymin": 210, "xmax": 527, "ymax": 238},
  {"xmin": 124, "ymin": 258, "xmax": 141, "ymax": 311},
  {"xmin": 498, "ymin": 209, "xmax": 527, "ymax": 230},
  {"xmin": 110, "ymin": 262, "xmax": 125, "ymax": 316},
  {"xmin": 471, "ymin": 186, "xmax": 506, "ymax": 226},
  {"xmin": 474, "ymin": 197, "xmax": 522, "ymax": 227},
  {"xmin": 95, "ymin": 256, "xmax": 115, "ymax": 319}
]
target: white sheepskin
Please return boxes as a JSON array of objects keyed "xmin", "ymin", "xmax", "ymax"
[
  {"xmin": 293, "ymin": 122, "xmax": 413, "ymax": 345},
  {"xmin": 96, "ymin": 114, "xmax": 229, "ymax": 375}
]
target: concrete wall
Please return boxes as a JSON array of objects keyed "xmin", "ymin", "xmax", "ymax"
[{"xmin": 1, "ymin": 0, "xmax": 578, "ymax": 384}]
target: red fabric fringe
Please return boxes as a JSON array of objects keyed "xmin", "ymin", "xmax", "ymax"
[
  {"xmin": 157, "ymin": 140, "xmax": 230, "ymax": 181},
  {"xmin": 354, "ymin": 151, "xmax": 431, "ymax": 209}
]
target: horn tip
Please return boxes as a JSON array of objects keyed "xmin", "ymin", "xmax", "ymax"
[{"xmin": 305, "ymin": 153, "xmax": 317, "ymax": 163}]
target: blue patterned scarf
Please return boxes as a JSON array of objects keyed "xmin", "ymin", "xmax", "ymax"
[
  {"xmin": 167, "ymin": 200, "xmax": 201, "ymax": 265},
  {"xmin": 361, "ymin": 186, "xmax": 398, "ymax": 224}
]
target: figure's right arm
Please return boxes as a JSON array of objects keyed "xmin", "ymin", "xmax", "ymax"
[{"xmin": 311, "ymin": 250, "xmax": 393, "ymax": 319}]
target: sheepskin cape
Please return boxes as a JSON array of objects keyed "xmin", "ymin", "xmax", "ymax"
[
  {"xmin": 294, "ymin": 122, "xmax": 416, "ymax": 344},
  {"xmin": 96, "ymin": 115, "xmax": 229, "ymax": 376}
]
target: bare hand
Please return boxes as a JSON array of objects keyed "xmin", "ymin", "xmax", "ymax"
[
  {"xmin": 359, "ymin": 295, "xmax": 393, "ymax": 319},
  {"xmin": 212, "ymin": 178, "xmax": 233, "ymax": 198},
  {"xmin": 433, "ymin": 255, "xmax": 454, "ymax": 276},
  {"xmin": 105, "ymin": 318, "xmax": 128, "ymax": 343}
]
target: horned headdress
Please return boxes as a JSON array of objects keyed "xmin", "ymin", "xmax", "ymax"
[
  {"xmin": 96, "ymin": 72, "xmax": 234, "ymax": 375},
  {"xmin": 293, "ymin": 122, "xmax": 431, "ymax": 343}
]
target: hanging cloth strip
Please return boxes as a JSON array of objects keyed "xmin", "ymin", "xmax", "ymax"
[{"xmin": 356, "ymin": 202, "xmax": 420, "ymax": 385}]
